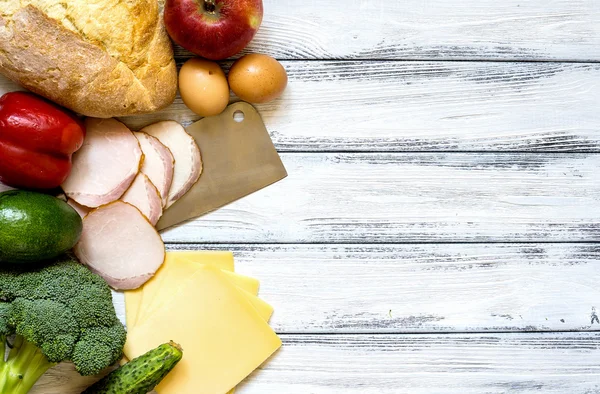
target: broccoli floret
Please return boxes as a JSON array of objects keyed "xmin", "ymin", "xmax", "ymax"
[{"xmin": 0, "ymin": 256, "xmax": 126, "ymax": 394}]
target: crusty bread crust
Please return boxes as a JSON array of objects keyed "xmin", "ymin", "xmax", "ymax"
[{"xmin": 0, "ymin": 3, "xmax": 177, "ymax": 118}]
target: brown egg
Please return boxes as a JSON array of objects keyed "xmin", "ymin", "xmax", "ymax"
[
  {"xmin": 179, "ymin": 58, "xmax": 229, "ymax": 117},
  {"xmin": 228, "ymin": 54, "xmax": 288, "ymax": 104}
]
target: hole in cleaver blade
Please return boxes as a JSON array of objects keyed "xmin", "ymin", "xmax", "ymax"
[{"xmin": 156, "ymin": 102, "xmax": 288, "ymax": 232}]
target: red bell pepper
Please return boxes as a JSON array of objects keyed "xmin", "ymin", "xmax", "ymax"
[{"xmin": 0, "ymin": 92, "xmax": 85, "ymax": 189}]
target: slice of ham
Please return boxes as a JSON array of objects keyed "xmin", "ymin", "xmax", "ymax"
[
  {"xmin": 0, "ymin": 182, "xmax": 15, "ymax": 193},
  {"xmin": 67, "ymin": 198, "xmax": 90, "ymax": 219},
  {"xmin": 121, "ymin": 173, "xmax": 163, "ymax": 225},
  {"xmin": 140, "ymin": 121, "xmax": 202, "ymax": 209},
  {"xmin": 134, "ymin": 132, "xmax": 174, "ymax": 208},
  {"xmin": 74, "ymin": 201, "xmax": 165, "ymax": 290},
  {"xmin": 62, "ymin": 118, "xmax": 143, "ymax": 208}
]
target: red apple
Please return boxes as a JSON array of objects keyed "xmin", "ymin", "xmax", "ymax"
[{"xmin": 164, "ymin": 0, "xmax": 263, "ymax": 60}]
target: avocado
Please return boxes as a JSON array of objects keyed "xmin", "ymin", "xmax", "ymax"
[{"xmin": 0, "ymin": 190, "xmax": 82, "ymax": 263}]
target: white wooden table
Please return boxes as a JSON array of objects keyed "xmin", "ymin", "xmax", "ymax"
[{"xmin": 20, "ymin": 0, "xmax": 600, "ymax": 392}]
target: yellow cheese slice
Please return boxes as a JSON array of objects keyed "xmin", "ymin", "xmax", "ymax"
[
  {"xmin": 124, "ymin": 292, "xmax": 142, "ymax": 328},
  {"xmin": 125, "ymin": 251, "xmax": 253, "ymax": 394},
  {"xmin": 125, "ymin": 251, "xmax": 235, "ymax": 327},
  {"xmin": 140, "ymin": 259, "xmax": 269, "ymax": 324},
  {"xmin": 238, "ymin": 288, "xmax": 274, "ymax": 322},
  {"xmin": 177, "ymin": 254, "xmax": 258, "ymax": 294},
  {"xmin": 167, "ymin": 250, "xmax": 236, "ymax": 271},
  {"xmin": 224, "ymin": 269, "xmax": 260, "ymax": 294},
  {"xmin": 140, "ymin": 283, "xmax": 273, "ymax": 324},
  {"xmin": 125, "ymin": 264, "xmax": 281, "ymax": 394}
]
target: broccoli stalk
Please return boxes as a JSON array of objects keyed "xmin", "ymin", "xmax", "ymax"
[
  {"xmin": 0, "ymin": 335, "xmax": 56, "ymax": 394},
  {"xmin": 0, "ymin": 256, "xmax": 127, "ymax": 393}
]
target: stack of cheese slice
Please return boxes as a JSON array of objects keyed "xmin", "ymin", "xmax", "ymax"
[{"xmin": 124, "ymin": 251, "xmax": 281, "ymax": 393}]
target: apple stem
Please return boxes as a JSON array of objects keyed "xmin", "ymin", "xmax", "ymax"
[{"xmin": 204, "ymin": 0, "xmax": 217, "ymax": 13}]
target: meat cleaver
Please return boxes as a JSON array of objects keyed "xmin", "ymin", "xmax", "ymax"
[{"xmin": 156, "ymin": 102, "xmax": 287, "ymax": 231}]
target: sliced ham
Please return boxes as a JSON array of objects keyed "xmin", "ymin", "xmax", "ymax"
[
  {"xmin": 140, "ymin": 121, "xmax": 202, "ymax": 209},
  {"xmin": 62, "ymin": 118, "xmax": 143, "ymax": 208},
  {"xmin": 121, "ymin": 173, "xmax": 163, "ymax": 225},
  {"xmin": 74, "ymin": 201, "xmax": 165, "ymax": 290},
  {"xmin": 134, "ymin": 131, "xmax": 175, "ymax": 208},
  {"xmin": 0, "ymin": 182, "xmax": 15, "ymax": 193},
  {"xmin": 67, "ymin": 198, "xmax": 91, "ymax": 219}
]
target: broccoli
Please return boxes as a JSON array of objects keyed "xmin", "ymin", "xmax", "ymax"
[{"xmin": 0, "ymin": 255, "xmax": 127, "ymax": 394}]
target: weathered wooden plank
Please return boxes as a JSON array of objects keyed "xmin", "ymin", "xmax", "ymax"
[
  {"xmin": 3, "ymin": 62, "xmax": 600, "ymax": 152},
  {"xmin": 109, "ymin": 243, "xmax": 600, "ymax": 333},
  {"xmin": 123, "ymin": 61, "xmax": 600, "ymax": 152},
  {"xmin": 181, "ymin": 243, "xmax": 600, "ymax": 333},
  {"xmin": 160, "ymin": 153, "xmax": 600, "ymax": 244},
  {"xmin": 175, "ymin": 0, "xmax": 600, "ymax": 61},
  {"xmin": 240, "ymin": 333, "xmax": 600, "ymax": 394},
  {"xmin": 32, "ymin": 364, "xmax": 110, "ymax": 394},
  {"xmin": 38, "ymin": 332, "xmax": 600, "ymax": 394}
]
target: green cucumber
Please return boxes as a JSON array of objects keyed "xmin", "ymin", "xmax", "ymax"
[
  {"xmin": 0, "ymin": 190, "xmax": 82, "ymax": 263},
  {"xmin": 82, "ymin": 342, "xmax": 183, "ymax": 394}
]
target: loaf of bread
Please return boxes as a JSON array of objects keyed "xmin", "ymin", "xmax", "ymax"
[{"xmin": 0, "ymin": 0, "xmax": 177, "ymax": 118}]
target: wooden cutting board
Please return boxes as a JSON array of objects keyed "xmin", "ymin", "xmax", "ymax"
[{"xmin": 156, "ymin": 102, "xmax": 287, "ymax": 231}]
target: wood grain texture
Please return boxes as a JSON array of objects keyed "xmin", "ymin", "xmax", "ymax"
[
  {"xmin": 238, "ymin": 333, "xmax": 600, "ymax": 394},
  {"xmin": 159, "ymin": 153, "xmax": 600, "ymax": 244},
  {"xmin": 3, "ymin": 62, "xmax": 600, "ymax": 152},
  {"xmin": 38, "ymin": 333, "xmax": 600, "ymax": 394},
  {"xmin": 180, "ymin": 243, "xmax": 600, "ymax": 333},
  {"xmin": 124, "ymin": 61, "xmax": 600, "ymax": 152},
  {"xmin": 175, "ymin": 0, "xmax": 600, "ymax": 61},
  {"xmin": 111, "ymin": 243, "xmax": 600, "ymax": 333},
  {"xmin": 31, "ymin": 363, "xmax": 111, "ymax": 394}
]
